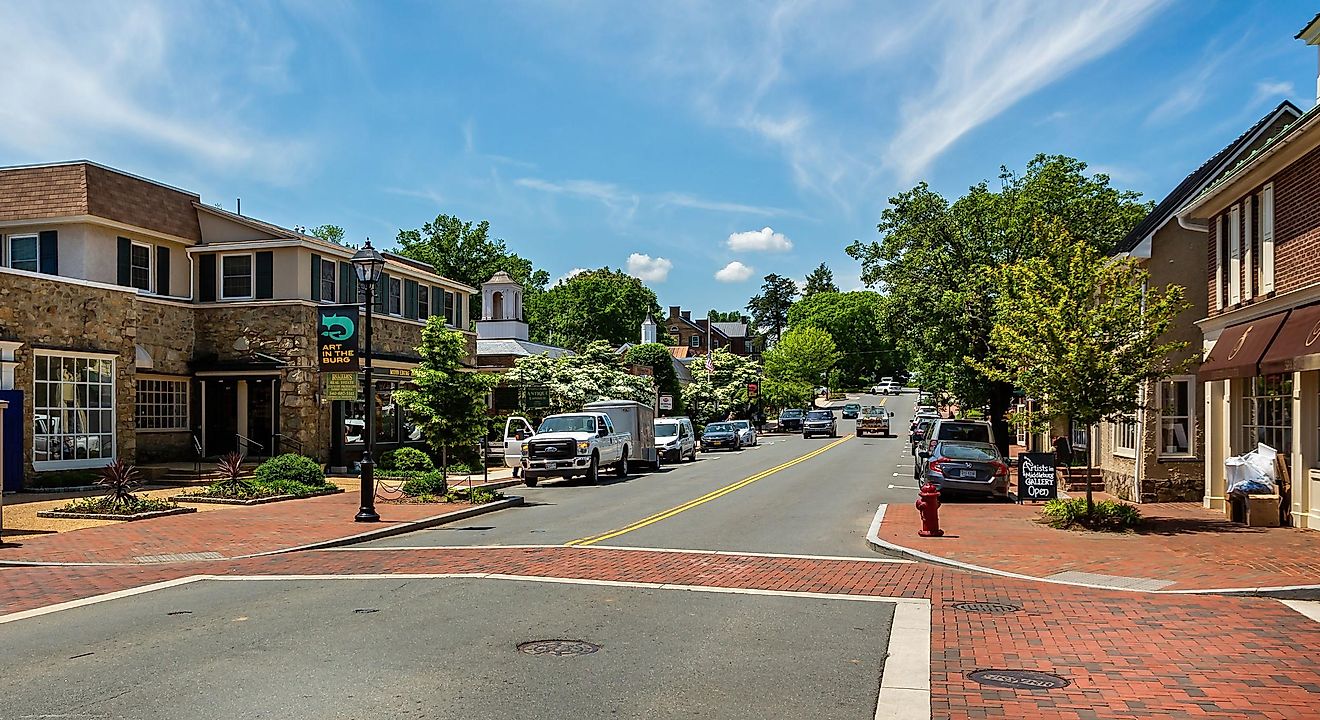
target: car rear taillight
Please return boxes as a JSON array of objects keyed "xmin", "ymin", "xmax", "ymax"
[
  {"xmin": 991, "ymin": 460, "xmax": 1008, "ymax": 477},
  {"xmin": 926, "ymin": 458, "xmax": 949, "ymax": 475}
]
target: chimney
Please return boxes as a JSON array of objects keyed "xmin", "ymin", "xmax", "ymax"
[
  {"xmin": 681, "ymin": 310, "xmax": 691, "ymax": 321},
  {"xmin": 1300, "ymin": 14, "xmax": 1320, "ymax": 106},
  {"xmin": 669, "ymin": 305, "xmax": 681, "ymax": 320}
]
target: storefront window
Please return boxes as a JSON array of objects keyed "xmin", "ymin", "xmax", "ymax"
[
  {"xmin": 376, "ymin": 382, "xmax": 399, "ymax": 444},
  {"xmin": 1242, "ymin": 374, "xmax": 1292, "ymax": 455},
  {"xmin": 342, "ymin": 380, "xmax": 408, "ymax": 445},
  {"xmin": 34, "ymin": 353, "xmax": 115, "ymax": 467}
]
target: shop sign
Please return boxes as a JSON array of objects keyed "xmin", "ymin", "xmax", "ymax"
[
  {"xmin": 317, "ymin": 305, "xmax": 360, "ymax": 371},
  {"xmin": 747, "ymin": 382, "xmax": 759, "ymax": 398},
  {"xmin": 659, "ymin": 394, "xmax": 673, "ymax": 410},
  {"xmin": 525, "ymin": 386, "xmax": 550, "ymax": 409},
  {"xmin": 325, "ymin": 372, "xmax": 360, "ymax": 401},
  {"xmin": 1016, "ymin": 452, "xmax": 1058, "ymax": 502},
  {"xmin": 386, "ymin": 368, "xmax": 413, "ymax": 377}
]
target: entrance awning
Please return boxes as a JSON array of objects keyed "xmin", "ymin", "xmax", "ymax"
[
  {"xmin": 1199, "ymin": 312, "xmax": 1288, "ymax": 381},
  {"xmin": 1261, "ymin": 303, "xmax": 1320, "ymax": 373}
]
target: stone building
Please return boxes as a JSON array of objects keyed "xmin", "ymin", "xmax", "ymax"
[
  {"xmin": 1093, "ymin": 101, "xmax": 1301, "ymax": 503},
  {"xmin": 0, "ymin": 161, "xmax": 473, "ymax": 489}
]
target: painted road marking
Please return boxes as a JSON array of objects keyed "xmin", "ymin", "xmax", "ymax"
[
  {"xmin": 888, "ymin": 484, "xmax": 919, "ymax": 490},
  {"xmin": 329, "ymin": 544, "xmax": 915, "ymax": 563},
  {"xmin": 566, "ymin": 435, "xmax": 853, "ymax": 547}
]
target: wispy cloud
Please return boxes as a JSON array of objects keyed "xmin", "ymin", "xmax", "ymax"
[
  {"xmin": 889, "ymin": 0, "xmax": 1169, "ymax": 182},
  {"xmin": 656, "ymin": 192, "xmax": 793, "ymax": 218},
  {"xmin": 384, "ymin": 187, "xmax": 446, "ymax": 207},
  {"xmin": 715, "ymin": 261, "xmax": 754, "ymax": 283},
  {"xmin": 0, "ymin": 2, "xmax": 314, "ymax": 179},
  {"xmin": 518, "ymin": 176, "xmax": 798, "ymax": 221},
  {"xmin": 727, "ymin": 227, "xmax": 793, "ymax": 253},
  {"xmin": 627, "ymin": 253, "xmax": 673, "ymax": 282},
  {"xmin": 1251, "ymin": 80, "xmax": 1295, "ymax": 108}
]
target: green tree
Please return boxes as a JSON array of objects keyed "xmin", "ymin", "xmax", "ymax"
[
  {"xmin": 504, "ymin": 340, "xmax": 654, "ymax": 416},
  {"xmin": 394, "ymin": 319, "xmax": 499, "ymax": 478},
  {"xmin": 396, "ymin": 214, "xmax": 549, "ymax": 318},
  {"xmin": 707, "ymin": 310, "xmax": 743, "ymax": 322},
  {"xmin": 802, "ymin": 262, "xmax": 838, "ymax": 298},
  {"xmin": 625, "ymin": 343, "xmax": 682, "ymax": 414},
  {"xmin": 974, "ymin": 223, "xmax": 1187, "ymax": 515},
  {"xmin": 309, "ymin": 224, "xmax": 351, "ymax": 247},
  {"xmin": 764, "ymin": 326, "xmax": 841, "ymax": 390},
  {"xmin": 525, "ymin": 268, "xmax": 663, "ymax": 350},
  {"xmin": 746, "ymin": 273, "xmax": 798, "ymax": 346},
  {"xmin": 845, "ymin": 154, "xmax": 1149, "ymax": 455},
  {"xmin": 681, "ymin": 350, "xmax": 762, "ymax": 424},
  {"xmin": 787, "ymin": 291, "xmax": 902, "ymax": 387}
]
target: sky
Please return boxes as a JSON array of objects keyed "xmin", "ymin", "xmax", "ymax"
[{"xmin": 1, "ymin": 0, "xmax": 1317, "ymax": 314}]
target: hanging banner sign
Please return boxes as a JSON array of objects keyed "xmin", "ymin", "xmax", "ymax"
[
  {"xmin": 325, "ymin": 372, "xmax": 361, "ymax": 401},
  {"xmin": 317, "ymin": 305, "xmax": 360, "ymax": 371},
  {"xmin": 1016, "ymin": 453, "xmax": 1058, "ymax": 503}
]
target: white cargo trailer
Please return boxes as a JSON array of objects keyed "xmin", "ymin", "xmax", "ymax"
[{"xmin": 583, "ymin": 399, "xmax": 659, "ymax": 471}]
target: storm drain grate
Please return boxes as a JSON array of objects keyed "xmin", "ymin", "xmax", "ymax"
[
  {"xmin": 953, "ymin": 602, "xmax": 1022, "ymax": 614},
  {"xmin": 967, "ymin": 669, "xmax": 1069, "ymax": 691},
  {"xmin": 517, "ymin": 639, "xmax": 601, "ymax": 657}
]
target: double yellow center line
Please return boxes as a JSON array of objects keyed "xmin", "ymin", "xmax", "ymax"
[{"xmin": 565, "ymin": 435, "xmax": 853, "ymax": 547}]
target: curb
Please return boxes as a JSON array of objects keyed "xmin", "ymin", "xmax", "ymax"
[
  {"xmin": 865, "ymin": 504, "xmax": 1320, "ymax": 598},
  {"xmin": 0, "ymin": 496, "xmax": 524, "ymax": 567}
]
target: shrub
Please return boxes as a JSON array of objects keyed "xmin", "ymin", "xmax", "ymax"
[
  {"xmin": 214, "ymin": 451, "xmax": 253, "ymax": 495},
  {"xmin": 254, "ymin": 454, "xmax": 327, "ymax": 489},
  {"xmin": 401, "ymin": 470, "xmax": 447, "ymax": 497},
  {"xmin": 466, "ymin": 487, "xmax": 501, "ymax": 505},
  {"xmin": 1042, "ymin": 498, "xmax": 1142, "ymax": 531},
  {"xmin": 382, "ymin": 447, "xmax": 434, "ymax": 473},
  {"xmin": 57, "ymin": 494, "xmax": 176, "ymax": 515},
  {"xmin": 97, "ymin": 459, "xmax": 142, "ymax": 505}
]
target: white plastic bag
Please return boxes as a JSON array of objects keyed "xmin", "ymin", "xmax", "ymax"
[{"xmin": 1226, "ymin": 443, "xmax": 1278, "ymax": 495}]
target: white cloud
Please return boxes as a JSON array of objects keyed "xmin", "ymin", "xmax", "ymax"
[
  {"xmin": 627, "ymin": 253, "xmax": 673, "ymax": 282},
  {"xmin": 727, "ymin": 227, "xmax": 793, "ymax": 253},
  {"xmin": 516, "ymin": 177, "xmax": 640, "ymax": 220},
  {"xmin": 557, "ymin": 268, "xmax": 589, "ymax": 285},
  {"xmin": 715, "ymin": 261, "xmax": 755, "ymax": 283},
  {"xmin": 656, "ymin": 192, "xmax": 793, "ymax": 218},
  {"xmin": 1251, "ymin": 80, "xmax": 1295, "ymax": 107}
]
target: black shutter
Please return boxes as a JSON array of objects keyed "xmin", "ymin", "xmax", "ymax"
[
  {"xmin": 339, "ymin": 262, "xmax": 354, "ymax": 303},
  {"xmin": 156, "ymin": 246, "xmax": 170, "ymax": 296},
  {"xmin": 374, "ymin": 271, "xmax": 388, "ymax": 311},
  {"xmin": 116, "ymin": 237, "xmax": 131, "ymax": 286},
  {"xmin": 38, "ymin": 230, "xmax": 58, "ymax": 275},
  {"xmin": 404, "ymin": 280, "xmax": 418, "ymax": 320},
  {"xmin": 310, "ymin": 254, "xmax": 322, "ymax": 302},
  {"xmin": 199, "ymin": 253, "xmax": 217, "ymax": 301},
  {"xmin": 255, "ymin": 251, "xmax": 274, "ymax": 299}
]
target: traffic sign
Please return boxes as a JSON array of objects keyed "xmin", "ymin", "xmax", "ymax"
[{"xmin": 659, "ymin": 394, "xmax": 673, "ymax": 410}]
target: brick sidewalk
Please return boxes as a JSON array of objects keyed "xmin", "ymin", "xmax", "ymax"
[
  {"xmin": 4, "ymin": 546, "xmax": 1318, "ymax": 719},
  {"xmin": 877, "ymin": 498, "xmax": 1320, "ymax": 591},
  {"xmin": 0, "ymin": 491, "xmax": 481, "ymax": 564}
]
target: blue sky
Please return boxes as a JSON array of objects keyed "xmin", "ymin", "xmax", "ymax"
[{"xmin": 2, "ymin": 1, "xmax": 1317, "ymax": 312}]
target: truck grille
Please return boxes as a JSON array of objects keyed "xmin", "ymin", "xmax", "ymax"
[{"xmin": 529, "ymin": 440, "xmax": 575, "ymax": 460}]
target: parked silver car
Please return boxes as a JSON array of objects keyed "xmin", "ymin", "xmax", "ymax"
[
  {"xmin": 917, "ymin": 440, "xmax": 1010, "ymax": 499},
  {"xmin": 731, "ymin": 419, "xmax": 758, "ymax": 446}
]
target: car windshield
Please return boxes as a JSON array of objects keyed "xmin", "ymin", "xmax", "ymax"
[
  {"xmin": 862, "ymin": 407, "xmax": 885, "ymax": 417},
  {"xmin": 539, "ymin": 416, "xmax": 597, "ymax": 433},
  {"xmin": 844, "ymin": 404, "xmax": 860, "ymax": 410},
  {"xmin": 654, "ymin": 423, "xmax": 679, "ymax": 437},
  {"xmin": 733, "ymin": 420, "xmax": 750, "ymax": 429},
  {"xmin": 937, "ymin": 443, "xmax": 1000, "ymax": 461},
  {"xmin": 937, "ymin": 423, "xmax": 991, "ymax": 443},
  {"xmin": 780, "ymin": 409, "xmax": 803, "ymax": 418},
  {"xmin": 706, "ymin": 423, "xmax": 734, "ymax": 433},
  {"xmin": 807, "ymin": 411, "xmax": 832, "ymax": 421}
]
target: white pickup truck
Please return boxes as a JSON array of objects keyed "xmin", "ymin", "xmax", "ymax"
[{"xmin": 520, "ymin": 411, "xmax": 631, "ymax": 486}]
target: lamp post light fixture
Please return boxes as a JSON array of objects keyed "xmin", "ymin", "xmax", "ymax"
[{"xmin": 351, "ymin": 239, "xmax": 386, "ymax": 523}]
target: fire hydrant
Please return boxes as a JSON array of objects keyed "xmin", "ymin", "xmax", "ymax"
[{"xmin": 915, "ymin": 481, "xmax": 944, "ymax": 537}]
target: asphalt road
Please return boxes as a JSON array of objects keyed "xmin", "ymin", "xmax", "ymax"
[{"xmin": 366, "ymin": 392, "xmax": 921, "ymax": 556}]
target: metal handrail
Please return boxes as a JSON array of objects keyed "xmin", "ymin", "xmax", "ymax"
[
  {"xmin": 192, "ymin": 433, "xmax": 204, "ymax": 482},
  {"xmin": 273, "ymin": 433, "xmax": 304, "ymax": 456},
  {"xmin": 235, "ymin": 433, "xmax": 265, "ymax": 461}
]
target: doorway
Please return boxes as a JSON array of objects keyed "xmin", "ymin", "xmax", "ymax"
[{"xmin": 204, "ymin": 380, "xmax": 238, "ymax": 456}]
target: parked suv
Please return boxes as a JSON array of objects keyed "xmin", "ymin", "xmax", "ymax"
[
  {"xmin": 924, "ymin": 419, "xmax": 996, "ymax": 455},
  {"xmin": 654, "ymin": 417, "xmax": 697, "ymax": 463},
  {"xmin": 802, "ymin": 410, "xmax": 837, "ymax": 438}
]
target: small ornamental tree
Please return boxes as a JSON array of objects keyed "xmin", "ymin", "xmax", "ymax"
[
  {"xmin": 763, "ymin": 326, "xmax": 841, "ymax": 388},
  {"xmin": 625, "ymin": 342, "xmax": 682, "ymax": 414},
  {"xmin": 395, "ymin": 318, "xmax": 498, "ymax": 480},
  {"xmin": 681, "ymin": 349, "xmax": 762, "ymax": 424},
  {"xmin": 504, "ymin": 340, "xmax": 654, "ymax": 415},
  {"xmin": 975, "ymin": 223, "xmax": 1188, "ymax": 517}
]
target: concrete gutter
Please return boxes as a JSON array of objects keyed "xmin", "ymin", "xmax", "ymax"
[{"xmin": 865, "ymin": 504, "xmax": 1320, "ymax": 599}]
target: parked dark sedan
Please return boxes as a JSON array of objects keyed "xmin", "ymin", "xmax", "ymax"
[
  {"xmin": 841, "ymin": 403, "xmax": 861, "ymax": 419},
  {"xmin": 802, "ymin": 410, "xmax": 837, "ymax": 438},
  {"xmin": 701, "ymin": 422, "xmax": 743, "ymax": 451},
  {"xmin": 778, "ymin": 408, "xmax": 805, "ymax": 432},
  {"xmin": 917, "ymin": 440, "xmax": 1010, "ymax": 499}
]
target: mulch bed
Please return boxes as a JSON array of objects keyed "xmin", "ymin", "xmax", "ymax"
[
  {"xmin": 171, "ymin": 487, "xmax": 344, "ymax": 506},
  {"xmin": 36, "ymin": 507, "xmax": 197, "ymax": 521}
]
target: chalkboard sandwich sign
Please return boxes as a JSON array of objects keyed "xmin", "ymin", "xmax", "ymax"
[{"xmin": 1016, "ymin": 452, "xmax": 1058, "ymax": 503}]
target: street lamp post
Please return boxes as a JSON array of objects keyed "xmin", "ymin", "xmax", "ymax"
[{"xmin": 351, "ymin": 239, "xmax": 385, "ymax": 523}]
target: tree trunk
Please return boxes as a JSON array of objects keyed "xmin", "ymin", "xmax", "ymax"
[
  {"xmin": 441, "ymin": 445, "xmax": 449, "ymax": 485},
  {"xmin": 1085, "ymin": 425, "xmax": 1095, "ymax": 519},
  {"xmin": 988, "ymin": 381, "xmax": 1014, "ymax": 459}
]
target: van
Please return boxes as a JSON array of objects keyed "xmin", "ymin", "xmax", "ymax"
[{"xmin": 654, "ymin": 417, "xmax": 696, "ymax": 463}]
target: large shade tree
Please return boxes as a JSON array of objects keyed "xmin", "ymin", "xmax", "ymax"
[
  {"xmin": 525, "ymin": 268, "xmax": 662, "ymax": 350},
  {"xmin": 846, "ymin": 154, "xmax": 1149, "ymax": 455},
  {"xmin": 396, "ymin": 214, "xmax": 548, "ymax": 319},
  {"xmin": 802, "ymin": 262, "xmax": 838, "ymax": 298},
  {"xmin": 681, "ymin": 350, "xmax": 762, "ymax": 424},
  {"xmin": 746, "ymin": 273, "xmax": 798, "ymax": 346},
  {"xmin": 787, "ymin": 291, "xmax": 901, "ymax": 387}
]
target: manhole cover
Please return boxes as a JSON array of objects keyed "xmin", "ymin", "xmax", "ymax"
[
  {"xmin": 953, "ymin": 602, "xmax": 1021, "ymax": 613},
  {"xmin": 967, "ymin": 669, "xmax": 1069, "ymax": 691},
  {"xmin": 517, "ymin": 639, "xmax": 601, "ymax": 656}
]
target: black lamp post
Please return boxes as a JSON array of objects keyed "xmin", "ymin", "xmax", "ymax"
[{"xmin": 351, "ymin": 239, "xmax": 385, "ymax": 523}]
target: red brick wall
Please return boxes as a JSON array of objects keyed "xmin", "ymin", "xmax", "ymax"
[{"xmin": 1272, "ymin": 142, "xmax": 1320, "ymax": 296}]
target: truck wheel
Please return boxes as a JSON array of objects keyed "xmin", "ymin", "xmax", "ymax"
[
  {"xmin": 615, "ymin": 450, "xmax": 629, "ymax": 478},
  {"xmin": 523, "ymin": 473, "xmax": 539, "ymax": 487},
  {"xmin": 856, "ymin": 429, "xmax": 862, "ymax": 437},
  {"xmin": 587, "ymin": 455, "xmax": 600, "ymax": 485}
]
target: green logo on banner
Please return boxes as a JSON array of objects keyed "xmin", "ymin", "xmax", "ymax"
[{"xmin": 321, "ymin": 314, "xmax": 355, "ymax": 341}]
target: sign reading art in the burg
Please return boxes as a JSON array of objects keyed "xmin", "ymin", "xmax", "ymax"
[
  {"xmin": 1016, "ymin": 452, "xmax": 1058, "ymax": 503},
  {"xmin": 317, "ymin": 305, "xmax": 360, "ymax": 372}
]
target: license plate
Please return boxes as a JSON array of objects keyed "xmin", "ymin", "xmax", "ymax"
[
  {"xmin": 959, "ymin": 469, "xmax": 978, "ymax": 478},
  {"xmin": 546, "ymin": 462, "xmax": 557, "ymax": 469}
]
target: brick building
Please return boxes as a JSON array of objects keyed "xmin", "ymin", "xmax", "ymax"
[
  {"xmin": 1176, "ymin": 16, "xmax": 1320, "ymax": 526},
  {"xmin": 662, "ymin": 306, "xmax": 759, "ymax": 358},
  {"xmin": 0, "ymin": 161, "xmax": 473, "ymax": 488}
]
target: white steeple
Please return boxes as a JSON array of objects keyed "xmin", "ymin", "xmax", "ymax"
[
  {"xmin": 476, "ymin": 271, "xmax": 529, "ymax": 341},
  {"xmin": 641, "ymin": 314, "xmax": 658, "ymax": 344}
]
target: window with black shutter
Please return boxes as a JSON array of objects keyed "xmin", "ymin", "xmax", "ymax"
[{"xmin": 418, "ymin": 286, "xmax": 429, "ymax": 320}]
